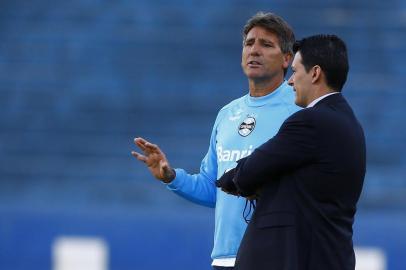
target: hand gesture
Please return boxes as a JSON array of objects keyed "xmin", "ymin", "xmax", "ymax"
[
  {"xmin": 131, "ymin": 137, "xmax": 175, "ymax": 183},
  {"xmin": 216, "ymin": 168, "xmax": 239, "ymax": 196}
]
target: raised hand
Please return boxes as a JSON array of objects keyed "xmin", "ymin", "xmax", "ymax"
[{"xmin": 131, "ymin": 137, "xmax": 175, "ymax": 183}]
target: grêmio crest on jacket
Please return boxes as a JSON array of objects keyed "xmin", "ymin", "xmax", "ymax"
[{"xmin": 238, "ymin": 115, "xmax": 256, "ymax": 137}]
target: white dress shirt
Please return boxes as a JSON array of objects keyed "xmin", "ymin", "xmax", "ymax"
[{"xmin": 306, "ymin": 92, "xmax": 339, "ymax": 108}]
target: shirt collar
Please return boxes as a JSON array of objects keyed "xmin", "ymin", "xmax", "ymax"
[
  {"xmin": 307, "ymin": 92, "xmax": 339, "ymax": 108},
  {"xmin": 245, "ymin": 81, "xmax": 289, "ymax": 107}
]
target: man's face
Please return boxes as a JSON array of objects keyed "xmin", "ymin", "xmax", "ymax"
[
  {"xmin": 241, "ymin": 26, "xmax": 290, "ymax": 82},
  {"xmin": 288, "ymin": 52, "xmax": 313, "ymax": 107}
]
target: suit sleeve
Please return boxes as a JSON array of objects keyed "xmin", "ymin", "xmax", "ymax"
[{"xmin": 233, "ymin": 110, "xmax": 317, "ymax": 196}]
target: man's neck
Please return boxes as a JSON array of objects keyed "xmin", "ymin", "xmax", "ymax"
[
  {"xmin": 248, "ymin": 78, "xmax": 284, "ymax": 97},
  {"xmin": 306, "ymin": 88, "xmax": 338, "ymax": 108}
]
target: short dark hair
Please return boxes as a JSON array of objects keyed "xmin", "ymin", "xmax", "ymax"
[
  {"xmin": 243, "ymin": 12, "xmax": 295, "ymax": 55},
  {"xmin": 293, "ymin": 34, "xmax": 349, "ymax": 91}
]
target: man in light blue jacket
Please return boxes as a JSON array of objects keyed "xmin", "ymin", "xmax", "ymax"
[{"xmin": 132, "ymin": 11, "xmax": 300, "ymax": 270}]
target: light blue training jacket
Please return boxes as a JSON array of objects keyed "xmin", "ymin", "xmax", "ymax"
[{"xmin": 167, "ymin": 81, "xmax": 300, "ymax": 260}]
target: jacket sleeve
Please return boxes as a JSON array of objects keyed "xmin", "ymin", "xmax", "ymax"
[
  {"xmin": 215, "ymin": 168, "xmax": 237, "ymax": 194},
  {"xmin": 233, "ymin": 110, "xmax": 317, "ymax": 196},
  {"xmin": 165, "ymin": 112, "xmax": 221, "ymax": 208}
]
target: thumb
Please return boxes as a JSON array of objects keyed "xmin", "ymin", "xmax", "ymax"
[{"xmin": 161, "ymin": 161, "xmax": 171, "ymax": 173}]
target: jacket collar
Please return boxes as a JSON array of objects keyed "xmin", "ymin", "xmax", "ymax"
[
  {"xmin": 313, "ymin": 92, "xmax": 344, "ymax": 107},
  {"xmin": 307, "ymin": 92, "xmax": 340, "ymax": 108}
]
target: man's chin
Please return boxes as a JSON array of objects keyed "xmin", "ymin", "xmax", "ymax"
[
  {"xmin": 246, "ymin": 73, "xmax": 267, "ymax": 81},
  {"xmin": 294, "ymin": 99, "xmax": 305, "ymax": 108}
]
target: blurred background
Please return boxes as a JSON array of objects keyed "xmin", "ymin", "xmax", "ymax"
[{"xmin": 0, "ymin": 0, "xmax": 405, "ymax": 269}]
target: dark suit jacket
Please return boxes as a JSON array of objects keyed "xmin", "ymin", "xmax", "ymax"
[{"xmin": 218, "ymin": 93, "xmax": 366, "ymax": 270}]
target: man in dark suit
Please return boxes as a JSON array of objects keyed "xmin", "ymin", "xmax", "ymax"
[{"xmin": 216, "ymin": 34, "xmax": 366, "ymax": 270}]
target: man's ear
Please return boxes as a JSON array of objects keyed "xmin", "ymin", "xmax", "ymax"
[
  {"xmin": 311, "ymin": 65, "xmax": 322, "ymax": 84},
  {"xmin": 282, "ymin": 53, "xmax": 292, "ymax": 69}
]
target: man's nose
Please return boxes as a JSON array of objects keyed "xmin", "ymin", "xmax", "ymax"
[
  {"xmin": 287, "ymin": 74, "xmax": 294, "ymax": 86},
  {"xmin": 249, "ymin": 42, "xmax": 261, "ymax": 55}
]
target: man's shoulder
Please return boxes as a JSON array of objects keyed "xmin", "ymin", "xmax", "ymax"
[
  {"xmin": 218, "ymin": 95, "xmax": 247, "ymax": 112},
  {"xmin": 287, "ymin": 107, "xmax": 314, "ymax": 119},
  {"xmin": 281, "ymin": 107, "xmax": 321, "ymax": 128},
  {"xmin": 274, "ymin": 83, "xmax": 301, "ymax": 113},
  {"xmin": 286, "ymin": 104, "xmax": 344, "ymax": 128},
  {"xmin": 210, "ymin": 95, "xmax": 247, "ymax": 127}
]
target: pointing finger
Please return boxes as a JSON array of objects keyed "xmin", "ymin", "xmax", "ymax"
[
  {"xmin": 144, "ymin": 142, "xmax": 159, "ymax": 151},
  {"xmin": 134, "ymin": 138, "xmax": 149, "ymax": 152},
  {"xmin": 135, "ymin": 137, "xmax": 149, "ymax": 144}
]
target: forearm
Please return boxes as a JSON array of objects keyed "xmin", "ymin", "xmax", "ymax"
[
  {"xmin": 233, "ymin": 153, "xmax": 272, "ymax": 197},
  {"xmin": 167, "ymin": 168, "xmax": 217, "ymax": 208},
  {"xmin": 234, "ymin": 112, "xmax": 316, "ymax": 194}
]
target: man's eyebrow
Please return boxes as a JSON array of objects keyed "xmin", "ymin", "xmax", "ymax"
[{"xmin": 259, "ymin": 38, "xmax": 274, "ymax": 44}]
